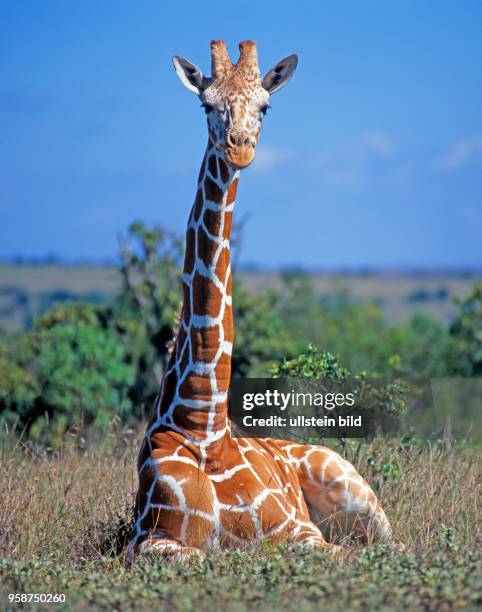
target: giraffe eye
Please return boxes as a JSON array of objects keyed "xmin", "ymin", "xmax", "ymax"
[{"xmin": 202, "ymin": 103, "xmax": 214, "ymax": 114}]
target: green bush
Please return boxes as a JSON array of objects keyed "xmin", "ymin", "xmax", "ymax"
[
  {"xmin": 35, "ymin": 318, "xmax": 133, "ymax": 427},
  {"xmin": 115, "ymin": 222, "xmax": 296, "ymax": 398},
  {"xmin": 449, "ymin": 283, "xmax": 482, "ymax": 375},
  {"xmin": 274, "ymin": 272, "xmax": 454, "ymax": 379},
  {"xmin": 0, "ymin": 337, "xmax": 39, "ymax": 424},
  {"xmin": 0, "ymin": 303, "xmax": 134, "ymax": 445},
  {"xmin": 275, "ymin": 273, "xmax": 390, "ymax": 374},
  {"xmin": 1, "ymin": 222, "xmax": 480, "ymax": 446},
  {"xmin": 271, "ymin": 344, "xmax": 407, "ymax": 447},
  {"xmin": 116, "ymin": 221, "xmax": 183, "ymax": 406},
  {"xmin": 384, "ymin": 313, "xmax": 453, "ymax": 378},
  {"xmin": 271, "ymin": 344, "xmax": 349, "ymax": 379},
  {"xmin": 232, "ymin": 280, "xmax": 296, "ymax": 377}
]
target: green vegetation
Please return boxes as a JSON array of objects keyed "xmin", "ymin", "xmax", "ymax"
[
  {"xmin": 450, "ymin": 284, "xmax": 482, "ymax": 376},
  {"xmin": 0, "ymin": 303, "xmax": 134, "ymax": 445},
  {"xmin": 1, "ymin": 222, "xmax": 481, "ymax": 445},
  {"xmin": 0, "ymin": 431, "xmax": 479, "ymax": 610},
  {"xmin": 1, "ymin": 546, "xmax": 480, "ymax": 611},
  {"xmin": 274, "ymin": 272, "xmax": 456, "ymax": 378},
  {"xmin": 0, "ymin": 221, "xmax": 481, "ymax": 609}
]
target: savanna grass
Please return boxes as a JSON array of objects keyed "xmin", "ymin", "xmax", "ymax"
[{"xmin": 0, "ymin": 423, "xmax": 480, "ymax": 610}]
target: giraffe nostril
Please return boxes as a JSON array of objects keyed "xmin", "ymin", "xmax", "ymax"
[{"xmin": 227, "ymin": 132, "xmax": 253, "ymax": 149}]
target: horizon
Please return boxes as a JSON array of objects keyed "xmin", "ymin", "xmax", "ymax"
[{"xmin": 1, "ymin": 255, "xmax": 481, "ymax": 278}]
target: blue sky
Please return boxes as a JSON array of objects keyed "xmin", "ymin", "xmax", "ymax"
[{"xmin": 1, "ymin": 0, "xmax": 481, "ymax": 268}]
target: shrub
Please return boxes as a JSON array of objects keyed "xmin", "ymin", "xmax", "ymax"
[
  {"xmin": 271, "ymin": 344, "xmax": 407, "ymax": 447},
  {"xmin": 449, "ymin": 283, "xmax": 482, "ymax": 375},
  {"xmin": 384, "ymin": 313, "xmax": 453, "ymax": 378},
  {"xmin": 115, "ymin": 222, "xmax": 296, "ymax": 399},
  {"xmin": 0, "ymin": 303, "xmax": 134, "ymax": 445},
  {"xmin": 275, "ymin": 272, "xmax": 455, "ymax": 379},
  {"xmin": 0, "ymin": 337, "xmax": 39, "ymax": 427},
  {"xmin": 116, "ymin": 221, "xmax": 183, "ymax": 406},
  {"xmin": 271, "ymin": 344, "xmax": 349, "ymax": 379},
  {"xmin": 232, "ymin": 280, "xmax": 296, "ymax": 377}
]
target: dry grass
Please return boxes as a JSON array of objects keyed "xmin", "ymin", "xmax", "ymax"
[
  {"xmin": 0, "ymin": 427, "xmax": 480, "ymax": 610},
  {"xmin": 0, "ymin": 428, "xmax": 479, "ymax": 564},
  {"xmin": 0, "ymin": 425, "xmax": 139, "ymax": 563}
]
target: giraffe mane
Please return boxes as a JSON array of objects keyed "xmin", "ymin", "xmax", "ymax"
[{"xmin": 167, "ymin": 302, "xmax": 183, "ymax": 356}]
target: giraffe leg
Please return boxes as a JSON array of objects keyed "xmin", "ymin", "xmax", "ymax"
[
  {"xmin": 137, "ymin": 535, "xmax": 205, "ymax": 562},
  {"xmin": 127, "ymin": 455, "xmax": 218, "ymax": 564},
  {"xmin": 277, "ymin": 442, "xmax": 401, "ymax": 548},
  {"xmin": 290, "ymin": 522, "xmax": 344, "ymax": 558}
]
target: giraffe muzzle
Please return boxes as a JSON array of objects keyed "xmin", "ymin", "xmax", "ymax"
[{"xmin": 225, "ymin": 145, "xmax": 255, "ymax": 169}]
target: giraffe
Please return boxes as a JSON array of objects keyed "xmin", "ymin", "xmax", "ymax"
[{"xmin": 128, "ymin": 40, "xmax": 398, "ymax": 563}]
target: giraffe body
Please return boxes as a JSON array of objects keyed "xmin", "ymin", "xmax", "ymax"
[
  {"xmin": 128, "ymin": 41, "xmax": 397, "ymax": 562},
  {"xmin": 130, "ymin": 431, "xmax": 392, "ymax": 559}
]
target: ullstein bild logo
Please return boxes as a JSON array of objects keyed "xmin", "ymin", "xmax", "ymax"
[{"xmin": 242, "ymin": 413, "xmax": 362, "ymax": 430}]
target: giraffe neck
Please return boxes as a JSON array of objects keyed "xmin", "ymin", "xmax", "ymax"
[{"xmin": 155, "ymin": 142, "xmax": 239, "ymax": 446}]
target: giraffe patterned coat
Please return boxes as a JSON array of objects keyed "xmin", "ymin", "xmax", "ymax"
[{"xmin": 128, "ymin": 41, "xmax": 398, "ymax": 562}]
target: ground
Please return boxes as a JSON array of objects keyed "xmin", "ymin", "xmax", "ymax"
[{"xmin": 0, "ymin": 429, "xmax": 480, "ymax": 611}]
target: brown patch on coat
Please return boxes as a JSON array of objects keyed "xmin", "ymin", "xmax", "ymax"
[
  {"xmin": 214, "ymin": 352, "xmax": 231, "ymax": 392},
  {"xmin": 184, "ymin": 228, "xmax": 196, "ymax": 274},
  {"xmin": 226, "ymin": 178, "xmax": 238, "ymax": 204},
  {"xmin": 172, "ymin": 406, "xmax": 209, "ymax": 435},
  {"xmin": 214, "ymin": 246, "xmax": 230, "ymax": 284},
  {"xmin": 205, "ymin": 176, "xmax": 223, "ymax": 203},
  {"xmin": 220, "ymin": 508, "xmax": 257, "ymax": 540},
  {"xmin": 179, "ymin": 371, "xmax": 213, "ymax": 400},
  {"xmin": 182, "ymin": 290, "xmax": 191, "ymax": 326},
  {"xmin": 221, "ymin": 306, "xmax": 234, "ymax": 343},
  {"xmin": 212, "ymin": 405, "xmax": 228, "ymax": 431},
  {"xmin": 175, "ymin": 325, "xmax": 187, "ymax": 357},
  {"xmin": 198, "ymin": 153, "xmax": 206, "ymax": 184},
  {"xmin": 223, "ymin": 211, "xmax": 233, "ymax": 239},
  {"xmin": 158, "ymin": 369, "xmax": 178, "ymax": 412},
  {"xmin": 185, "ymin": 514, "xmax": 217, "ymax": 547},
  {"xmin": 208, "ymin": 155, "xmax": 218, "ymax": 179},
  {"xmin": 140, "ymin": 508, "xmax": 184, "ymax": 541},
  {"xmin": 136, "ymin": 439, "xmax": 151, "ymax": 473},
  {"xmin": 197, "ymin": 226, "xmax": 218, "ymax": 267},
  {"xmin": 189, "ymin": 325, "xmax": 220, "ymax": 362},
  {"xmin": 218, "ymin": 157, "xmax": 230, "ymax": 183},
  {"xmin": 203, "ymin": 208, "xmax": 222, "ymax": 236},
  {"xmin": 225, "ymin": 271, "xmax": 233, "ymax": 298},
  {"xmin": 178, "ymin": 342, "xmax": 191, "ymax": 376},
  {"xmin": 193, "ymin": 189, "xmax": 204, "ymax": 222},
  {"xmin": 192, "ymin": 271, "xmax": 223, "ymax": 316}
]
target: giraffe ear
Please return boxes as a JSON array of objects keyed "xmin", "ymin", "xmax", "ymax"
[
  {"xmin": 172, "ymin": 56, "xmax": 209, "ymax": 95},
  {"xmin": 262, "ymin": 54, "xmax": 298, "ymax": 95}
]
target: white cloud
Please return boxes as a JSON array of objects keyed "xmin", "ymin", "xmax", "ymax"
[
  {"xmin": 433, "ymin": 135, "xmax": 482, "ymax": 172},
  {"xmin": 252, "ymin": 145, "xmax": 293, "ymax": 173},
  {"xmin": 361, "ymin": 131, "xmax": 396, "ymax": 156},
  {"xmin": 312, "ymin": 131, "xmax": 396, "ymax": 186}
]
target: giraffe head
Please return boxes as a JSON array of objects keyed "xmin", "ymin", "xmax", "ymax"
[{"xmin": 173, "ymin": 40, "xmax": 298, "ymax": 170}]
